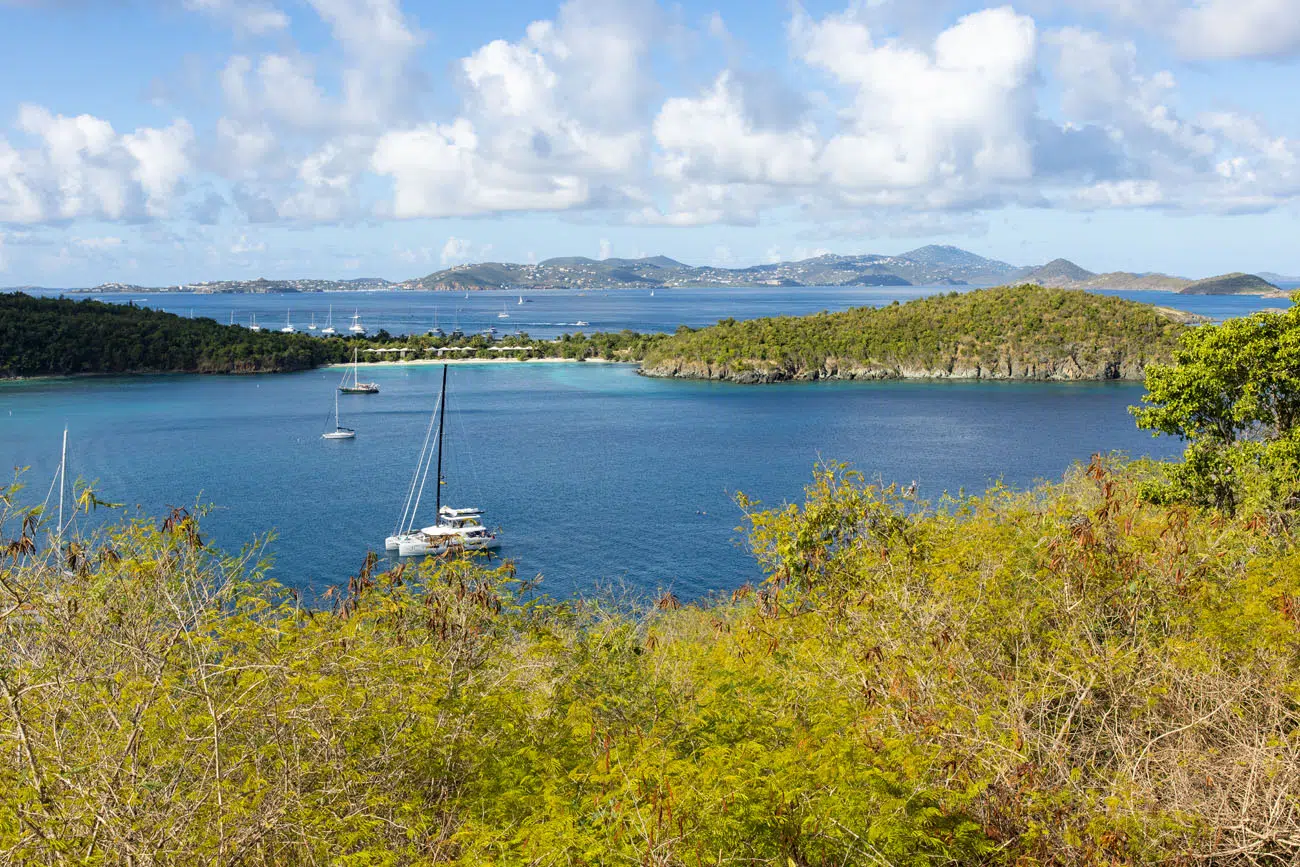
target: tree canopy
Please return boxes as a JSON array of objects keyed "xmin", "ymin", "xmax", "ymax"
[
  {"xmin": 1133, "ymin": 295, "xmax": 1300, "ymax": 513},
  {"xmin": 640, "ymin": 285, "xmax": 1190, "ymax": 381},
  {"xmin": 0, "ymin": 292, "xmax": 344, "ymax": 377}
]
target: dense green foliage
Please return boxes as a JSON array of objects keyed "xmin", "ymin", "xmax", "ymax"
[
  {"xmin": 355, "ymin": 328, "xmax": 669, "ymax": 362},
  {"xmin": 1134, "ymin": 296, "xmax": 1300, "ymax": 515},
  {"xmin": 641, "ymin": 285, "xmax": 1188, "ymax": 380},
  {"xmin": 0, "ymin": 293, "xmax": 345, "ymax": 376},
  {"xmin": 2, "ymin": 457, "xmax": 1298, "ymax": 864},
  {"xmin": 0, "ymin": 292, "xmax": 668, "ymax": 378}
]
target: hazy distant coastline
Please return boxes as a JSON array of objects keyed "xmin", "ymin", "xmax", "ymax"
[{"xmin": 10, "ymin": 244, "xmax": 1293, "ymax": 297}]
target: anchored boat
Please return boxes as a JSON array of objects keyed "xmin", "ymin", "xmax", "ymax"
[
  {"xmin": 339, "ymin": 347, "xmax": 380, "ymax": 394},
  {"xmin": 386, "ymin": 365, "xmax": 498, "ymax": 557}
]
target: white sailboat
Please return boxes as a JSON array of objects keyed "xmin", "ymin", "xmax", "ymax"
[
  {"xmin": 280, "ymin": 310, "xmax": 295, "ymax": 333},
  {"xmin": 339, "ymin": 346, "xmax": 380, "ymax": 394},
  {"xmin": 386, "ymin": 365, "xmax": 497, "ymax": 557},
  {"xmin": 248, "ymin": 313, "xmax": 262, "ymax": 332},
  {"xmin": 518, "ymin": 295, "xmax": 524, "ymax": 305},
  {"xmin": 321, "ymin": 305, "xmax": 337, "ymax": 336},
  {"xmin": 497, "ymin": 304, "xmax": 510, "ymax": 319},
  {"xmin": 349, "ymin": 309, "xmax": 366, "ymax": 335},
  {"xmin": 308, "ymin": 313, "xmax": 318, "ymax": 331},
  {"xmin": 322, "ymin": 391, "xmax": 356, "ymax": 440}
]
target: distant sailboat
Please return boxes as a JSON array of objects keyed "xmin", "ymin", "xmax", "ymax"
[
  {"xmin": 321, "ymin": 305, "xmax": 337, "ymax": 336},
  {"xmin": 280, "ymin": 310, "xmax": 295, "ymax": 333},
  {"xmin": 349, "ymin": 310, "xmax": 366, "ymax": 336},
  {"xmin": 339, "ymin": 346, "xmax": 380, "ymax": 394},
  {"xmin": 308, "ymin": 313, "xmax": 317, "ymax": 331},
  {"xmin": 518, "ymin": 295, "xmax": 524, "ymax": 305},
  {"xmin": 248, "ymin": 313, "xmax": 262, "ymax": 332},
  {"xmin": 322, "ymin": 391, "xmax": 356, "ymax": 440},
  {"xmin": 497, "ymin": 304, "xmax": 510, "ymax": 319}
]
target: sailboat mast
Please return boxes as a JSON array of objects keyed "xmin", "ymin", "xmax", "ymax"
[
  {"xmin": 57, "ymin": 427, "xmax": 67, "ymax": 537},
  {"xmin": 434, "ymin": 364, "xmax": 448, "ymax": 520}
]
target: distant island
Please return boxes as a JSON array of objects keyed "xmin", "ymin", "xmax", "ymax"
[
  {"xmin": 70, "ymin": 276, "xmax": 397, "ymax": 295},
  {"xmin": 19, "ymin": 245, "xmax": 1291, "ymax": 296},
  {"xmin": 1018, "ymin": 259, "xmax": 1286, "ymax": 296},
  {"xmin": 3, "ymin": 286, "xmax": 1198, "ymax": 384},
  {"xmin": 639, "ymin": 285, "xmax": 1191, "ymax": 384}
]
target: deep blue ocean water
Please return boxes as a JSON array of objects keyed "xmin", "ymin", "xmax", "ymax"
[
  {"xmin": 33, "ymin": 283, "xmax": 1290, "ymax": 340},
  {"xmin": 2, "ymin": 363, "xmax": 1183, "ymax": 600}
]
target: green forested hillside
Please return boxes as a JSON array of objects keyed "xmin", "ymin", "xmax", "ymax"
[
  {"xmin": 1178, "ymin": 272, "xmax": 1282, "ymax": 295},
  {"xmin": 0, "ymin": 293, "xmax": 346, "ymax": 377},
  {"xmin": 641, "ymin": 285, "xmax": 1190, "ymax": 382}
]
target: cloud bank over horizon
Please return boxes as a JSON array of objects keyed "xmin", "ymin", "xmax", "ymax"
[{"xmin": 2, "ymin": 0, "xmax": 1299, "ymax": 283}]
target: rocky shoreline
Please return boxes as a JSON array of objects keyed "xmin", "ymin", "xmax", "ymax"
[{"xmin": 639, "ymin": 352, "xmax": 1155, "ymax": 384}]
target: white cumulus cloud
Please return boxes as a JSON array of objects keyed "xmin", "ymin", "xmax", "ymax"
[{"xmin": 0, "ymin": 106, "xmax": 193, "ymax": 223}]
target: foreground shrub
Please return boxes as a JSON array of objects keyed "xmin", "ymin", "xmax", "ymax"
[{"xmin": 2, "ymin": 459, "xmax": 1298, "ymax": 865}]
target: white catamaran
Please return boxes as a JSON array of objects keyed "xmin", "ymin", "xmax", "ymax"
[{"xmin": 386, "ymin": 365, "xmax": 498, "ymax": 557}]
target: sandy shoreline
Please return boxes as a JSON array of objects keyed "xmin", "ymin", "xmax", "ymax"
[{"xmin": 323, "ymin": 357, "xmax": 634, "ymax": 369}]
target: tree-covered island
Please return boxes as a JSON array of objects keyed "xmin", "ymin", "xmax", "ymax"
[
  {"xmin": 1, "ymin": 286, "xmax": 1203, "ymax": 382},
  {"xmin": 639, "ymin": 285, "xmax": 1195, "ymax": 383},
  {"xmin": 3, "ymin": 302, "xmax": 1300, "ymax": 863}
]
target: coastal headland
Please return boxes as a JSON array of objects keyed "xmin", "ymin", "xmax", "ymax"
[{"xmin": 1, "ymin": 285, "xmax": 1206, "ymax": 382}]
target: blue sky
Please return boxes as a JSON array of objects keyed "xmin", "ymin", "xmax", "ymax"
[{"xmin": 2, "ymin": 0, "xmax": 1300, "ymax": 286}]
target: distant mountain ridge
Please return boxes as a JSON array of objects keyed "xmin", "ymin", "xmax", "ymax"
[
  {"xmin": 413, "ymin": 246, "xmax": 1018, "ymax": 292},
  {"xmin": 1017, "ymin": 259, "xmax": 1284, "ymax": 296},
  {"xmin": 9, "ymin": 246, "xmax": 1292, "ymax": 295}
]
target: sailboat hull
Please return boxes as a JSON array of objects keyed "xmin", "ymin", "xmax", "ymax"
[{"xmin": 396, "ymin": 533, "xmax": 498, "ymax": 557}]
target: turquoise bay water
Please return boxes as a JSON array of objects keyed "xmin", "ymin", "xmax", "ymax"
[{"xmin": 2, "ymin": 363, "xmax": 1183, "ymax": 599}]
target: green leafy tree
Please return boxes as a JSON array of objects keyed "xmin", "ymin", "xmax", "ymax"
[{"xmin": 1133, "ymin": 296, "xmax": 1300, "ymax": 513}]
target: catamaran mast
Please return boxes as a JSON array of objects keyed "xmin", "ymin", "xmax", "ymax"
[
  {"xmin": 434, "ymin": 364, "xmax": 447, "ymax": 520},
  {"xmin": 57, "ymin": 427, "xmax": 67, "ymax": 538}
]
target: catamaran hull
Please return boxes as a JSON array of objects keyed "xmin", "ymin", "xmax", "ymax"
[{"xmin": 396, "ymin": 535, "xmax": 499, "ymax": 557}]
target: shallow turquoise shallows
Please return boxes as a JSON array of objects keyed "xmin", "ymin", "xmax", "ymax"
[{"xmin": 2, "ymin": 362, "xmax": 1183, "ymax": 600}]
